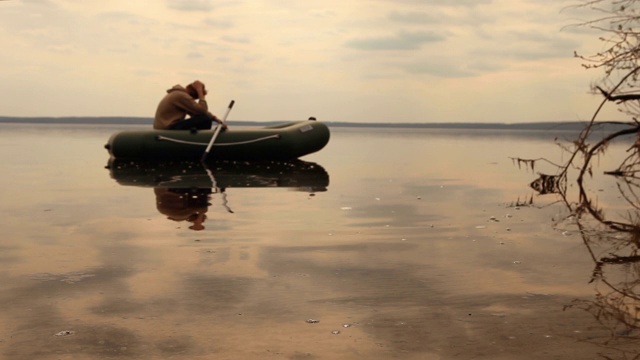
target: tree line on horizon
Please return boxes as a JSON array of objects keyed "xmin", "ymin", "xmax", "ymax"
[{"xmin": 0, "ymin": 116, "xmax": 632, "ymax": 132}]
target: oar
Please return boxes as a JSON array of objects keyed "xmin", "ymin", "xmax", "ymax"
[{"xmin": 201, "ymin": 100, "xmax": 235, "ymax": 162}]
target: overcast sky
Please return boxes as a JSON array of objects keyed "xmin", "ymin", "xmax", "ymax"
[{"xmin": 0, "ymin": 0, "xmax": 623, "ymax": 123}]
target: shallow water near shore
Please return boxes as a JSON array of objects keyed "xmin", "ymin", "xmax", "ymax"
[{"xmin": 0, "ymin": 123, "xmax": 637, "ymax": 359}]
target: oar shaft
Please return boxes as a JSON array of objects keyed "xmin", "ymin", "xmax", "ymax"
[
  {"xmin": 201, "ymin": 100, "xmax": 235, "ymax": 161},
  {"xmin": 219, "ymin": 100, "xmax": 234, "ymax": 125}
]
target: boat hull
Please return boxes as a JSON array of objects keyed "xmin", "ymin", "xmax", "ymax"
[{"xmin": 105, "ymin": 120, "xmax": 330, "ymax": 161}]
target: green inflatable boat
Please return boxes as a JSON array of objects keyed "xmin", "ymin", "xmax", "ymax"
[{"xmin": 105, "ymin": 120, "xmax": 330, "ymax": 161}]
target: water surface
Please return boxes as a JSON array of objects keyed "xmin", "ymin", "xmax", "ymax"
[{"xmin": 0, "ymin": 123, "xmax": 636, "ymax": 359}]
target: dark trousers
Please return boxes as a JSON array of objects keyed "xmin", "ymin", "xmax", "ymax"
[{"xmin": 169, "ymin": 114, "xmax": 213, "ymax": 130}]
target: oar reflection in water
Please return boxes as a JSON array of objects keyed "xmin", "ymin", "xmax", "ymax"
[{"xmin": 204, "ymin": 165, "xmax": 234, "ymax": 214}]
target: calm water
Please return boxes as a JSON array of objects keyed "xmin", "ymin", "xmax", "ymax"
[{"xmin": 0, "ymin": 123, "xmax": 637, "ymax": 359}]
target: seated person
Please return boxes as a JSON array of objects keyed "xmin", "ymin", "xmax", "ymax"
[{"xmin": 153, "ymin": 80, "xmax": 227, "ymax": 130}]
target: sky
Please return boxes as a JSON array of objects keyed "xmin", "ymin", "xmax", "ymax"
[{"xmin": 0, "ymin": 0, "xmax": 626, "ymax": 123}]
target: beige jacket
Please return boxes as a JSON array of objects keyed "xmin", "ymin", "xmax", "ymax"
[{"xmin": 153, "ymin": 85, "xmax": 209, "ymax": 129}]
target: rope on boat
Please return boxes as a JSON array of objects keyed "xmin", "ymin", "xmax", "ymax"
[
  {"xmin": 155, "ymin": 136, "xmax": 208, "ymax": 146},
  {"xmin": 156, "ymin": 134, "xmax": 281, "ymax": 146},
  {"xmin": 214, "ymin": 134, "xmax": 281, "ymax": 146}
]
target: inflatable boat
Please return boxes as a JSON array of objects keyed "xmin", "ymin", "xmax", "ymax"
[{"xmin": 105, "ymin": 120, "xmax": 330, "ymax": 161}]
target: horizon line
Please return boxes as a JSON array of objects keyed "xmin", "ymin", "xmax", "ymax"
[{"xmin": 0, "ymin": 115, "xmax": 630, "ymax": 131}]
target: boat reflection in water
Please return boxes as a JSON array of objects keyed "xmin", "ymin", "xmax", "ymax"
[{"xmin": 107, "ymin": 159, "xmax": 329, "ymax": 230}]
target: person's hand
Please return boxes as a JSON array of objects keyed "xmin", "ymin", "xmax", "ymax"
[{"xmin": 212, "ymin": 115, "xmax": 227, "ymax": 130}]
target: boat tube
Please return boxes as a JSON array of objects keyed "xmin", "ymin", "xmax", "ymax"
[{"xmin": 105, "ymin": 120, "xmax": 330, "ymax": 161}]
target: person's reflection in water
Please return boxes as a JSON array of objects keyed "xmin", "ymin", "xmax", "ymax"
[{"xmin": 154, "ymin": 187, "xmax": 212, "ymax": 231}]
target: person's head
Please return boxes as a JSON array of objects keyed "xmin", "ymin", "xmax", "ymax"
[
  {"xmin": 185, "ymin": 83, "xmax": 198, "ymax": 99},
  {"xmin": 185, "ymin": 81, "xmax": 207, "ymax": 99}
]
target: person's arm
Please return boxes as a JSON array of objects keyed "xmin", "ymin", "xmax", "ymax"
[{"xmin": 176, "ymin": 92, "xmax": 209, "ymax": 116}]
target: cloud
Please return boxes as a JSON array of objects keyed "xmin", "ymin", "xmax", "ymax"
[
  {"xmin": 345, "ymin": 30, "xmax": 445, "ymax": 51},
  {"xmin": 472, "ymin": 28, "xmax": 581, "ymax": 62},
  {"xmin": 221, "ymin": 35, "xmax": 251, "ymax": 44},
  {"xmin": 167, "ymin": 0, "xmax": 213, "ymax": 12},
  {"xmin": 402, "ymin": 58, "xmax": 505, "ymax": 78},
  {"xmin": 202, "ymin": 17, "xmax": 233, "ymax": 28},
  {"xmin": 187, "ymin": 51, "xmax": 204, "ymax": 58},
  {"xmin": 19, "ymin": 0, "xmax": 56, "ymax": 5},
  {"xmin": 387, "ymin": 11, "xmax": 442, "ymax": 24},
  {"xmin": 430, "ymin": 0, "xmax": 492, "ymax": 5},
  {"xmin": 373, "ymin": 0, "xmax": 491, "ymax": 5}
]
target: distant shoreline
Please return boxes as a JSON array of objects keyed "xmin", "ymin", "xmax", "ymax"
[{"xmin": 0, "ymin": 116, "xmax": 630, "ymax": 132}]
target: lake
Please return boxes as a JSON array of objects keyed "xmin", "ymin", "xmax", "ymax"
[{"xmin": 0, "ymin": 122, "xmax": 637, "ymax": 359}]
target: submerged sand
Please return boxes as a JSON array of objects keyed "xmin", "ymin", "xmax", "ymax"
[{"xmin": 0, "ymin": 203, "xmax": 633, "ymax": 359}]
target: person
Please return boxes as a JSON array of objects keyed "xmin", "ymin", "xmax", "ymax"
[{"xmin": 153, "ymin": 80, "xmax": 227, "ymax": 131}]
